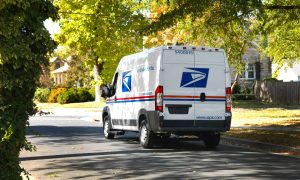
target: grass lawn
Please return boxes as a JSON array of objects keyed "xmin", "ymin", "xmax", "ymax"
[
  {"xmin": 224, "ymin": 129, "xmax": 300, "ymax": 148},
  {"xmin": 227, "ymin": 100, "xmax": 300, "ymax": 150},
  {"xmin": 232, "ymin": 100, "xmax": 300, "ymax": 128}
]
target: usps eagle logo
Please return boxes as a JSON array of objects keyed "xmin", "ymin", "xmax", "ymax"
[
  {"xmin": 122, "ymin": 71, "xmax": 132, "ymax": 92},
  {"xmin": 180, "ymin": 68, "xmax": 209, "ymax": 88}
]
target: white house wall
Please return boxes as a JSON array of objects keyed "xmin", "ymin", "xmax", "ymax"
[
  {"xmin": 273, "ymin": 63, "xmax": 300, "ymax": 82},
  {"xmin": 230, "ymin": 46, "xmax": 271, "ymax": 86}
]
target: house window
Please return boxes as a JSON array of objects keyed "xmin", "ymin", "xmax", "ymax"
[{"xmin": 240, "ymin": 63, "xmax": 256, "ymax": 80}]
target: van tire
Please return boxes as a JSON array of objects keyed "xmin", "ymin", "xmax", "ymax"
[
  {"xmin": 103, "ymin": 115, "xmax": 115, "ymax": 139},
  {"xmin": 139, "ymin": 120, "xmax": 155, "ymax": 148},
  {"xmin": 203, "ymin": 132, "xmax": 220, "ymax": 149},
  {"xmin": 160, "ymin": 133, "xmax": 171, "ymax": 139}
]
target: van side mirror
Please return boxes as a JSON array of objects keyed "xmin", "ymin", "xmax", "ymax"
[{"xmin": 100, "ymin": 84, "xmax": 110, "ymax": 98}]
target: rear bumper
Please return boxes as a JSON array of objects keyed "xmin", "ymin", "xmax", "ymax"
[
  {"xmin": 147, "ymin": 111, "xmax": 231, "ymax": 133},
  {"xmin": 160, "ymin": 118, "xmax": 231, "ymax": 132}
]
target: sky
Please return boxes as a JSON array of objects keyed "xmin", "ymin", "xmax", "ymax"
[{"xmin": 44, "ymin": 19, "xmax": 60, "ymax": 38}]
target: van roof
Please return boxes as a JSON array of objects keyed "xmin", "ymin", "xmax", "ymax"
[
  {"xmin": 161, "ymin": 46, "xmax": 224, "ymax": 51},
  {"xmin": 117, "ymin": 46, "xmax": 225, "ymax": 69},
  {"xmin": 124, "ymin": 45, "xmax": 224, "ymax": 57}
]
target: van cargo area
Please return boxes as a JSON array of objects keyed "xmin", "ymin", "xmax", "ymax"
[{"xmin": 101, "ymin": 46, "xmax": 232, "ymax": 148}]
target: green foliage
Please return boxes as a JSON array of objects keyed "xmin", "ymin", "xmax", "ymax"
[
  {"xmin": 57, "ymin": 88, "xmax": 78, "ymax": 104},
  {"xmin": 48, "ymin": 88, "xmax": 66, "ymax": 103},
  {"xmin": 57, "ymin": 88, "xmax": 94, "ymax": 104},
  {"xmin": 233, "ymin": 94, "xmax": 256, "ymax": 101},
  {"xmin": 0, "ymin": 0, "xmax": 58, "ymax": 178},
  {"xmin": 64, "ymin": 54, "xmax": 93, "ymax": 87},
  {"xmin": 262, "ymin": 1, "xmax": 300, "ymax": 66},
  {"xmin": 232, "ymin": 84, "xmax": 241, "ymax": 94},
  {"xmin": 143, "ymin": 0, "xmax": 300, "ymax": 72},
  {"xmin": 52, "ymin": 46, "xmax": 72, "ymax": 61},
  {"xmin": 89, "ymin": 87, "xmax": 95, "ymax": 100},
  {"xmin": 34, "ymin": 88, "xmax": 51, "ymax": 103},
  {"xmin": 54, "ymin": 0, "xmax": 147, "ymax": 82},
  {"xmin": 232, "ymin": 85, "xmax": 255, "ymax": 100},
  {"xmin": 77, "ymin": 88, "xmax": 94, "ymax": 102}
]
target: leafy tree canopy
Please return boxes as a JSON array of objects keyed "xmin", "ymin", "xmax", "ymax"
[
  {"xmin": 54, "ymin": 0, "xmax": 147, "ymax": 82},
  {"xmin": 0, "ymin": 0, "xmax": 57, "ymax": 178},
  {"xmin": 142, "ymin": 0, "xmax": 300, "ymax": 71}
]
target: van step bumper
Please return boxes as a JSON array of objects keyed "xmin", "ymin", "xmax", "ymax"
[
  {"xmin": 147, "ymin": 111, "xmax": 231, "ymax": 133},
  {"xmin": 159, "ymin": 118, "xmax": 231, "ymax": 132}
]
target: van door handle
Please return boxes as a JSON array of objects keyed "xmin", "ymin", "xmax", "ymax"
[{"xmin": 200, "ymin": 93, "xmax": 206, "ymax": 102}]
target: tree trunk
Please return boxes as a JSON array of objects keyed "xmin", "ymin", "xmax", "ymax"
[
  {"xmin": 93, "ymin": 56, "xmax": 104, "ymax": 102},
  {"xmin": 93, "ymin": 64, "xmax": 101, "ymax": 102},
  {"xmin": 231, "ymin": 72, "xmax": 239, "ymax": 92}
]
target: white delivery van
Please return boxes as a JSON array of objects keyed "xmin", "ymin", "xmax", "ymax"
[{"xmin": 101, "ymin": 46, "xmax": 232, "ymax": 148}]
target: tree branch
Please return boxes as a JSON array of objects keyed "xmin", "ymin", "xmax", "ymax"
[{"xmin": 264, "ymin": 5, "xmax": 300, "ymax": 10}]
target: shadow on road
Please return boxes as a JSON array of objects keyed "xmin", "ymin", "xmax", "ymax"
[
  {"xmin": 26, "ymin": 125, "xmax": 104, "ymax": 145},
  {"xmin": 23, "ymin": 125, "xmax": 300, "ymax": 179},
  {"xmin": 26, "ymin": 125, "xmax": 209, "ymax": 151},
  {"xmin": 22, "ymin": 143, "xmax": 300, "ymax": 179}
]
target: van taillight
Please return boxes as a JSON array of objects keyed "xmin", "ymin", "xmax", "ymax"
[
  {"xmin": 226, "ymin": 87, "xmax": 232, "ymax": 112},
  {"xmin": 155, "ymin": 85, "xmax": 163, "ymax": 112}
]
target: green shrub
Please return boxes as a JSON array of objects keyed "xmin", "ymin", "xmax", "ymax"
[
  {"xmin": 48, "ymin": 88, "xmax": 66, "ymax": 103},
  {"xmin": 57, "ymin": 88, "xmax": 94, "ymax": 104},
  {"xmin": 232, "ymin": 84, "xmax": 241, "ymax": 94},
  {"xmin": 34, "ymin": 88, "xmax": 50, "ymax": 102},
  {"xmin": 77, "ymin": 88, "xmax": 93, "ymax": 102},
  {"xmin": 233, "ymin": 94, "xmax": 256, "ymax": 100},
  {"xmin": 88, "ymin": 87, "xmax": 95, "ymax": 100},
  {"xmin": 54, "ymin": 88, "xmax": 94, "ymax": 104},
  {"xmin": 240, "ymin": 87, "xmax": 252, "ymax": 94},
  {"xmin": 57, "ymin": 88, "xmax": 78, "ymax": 104}
]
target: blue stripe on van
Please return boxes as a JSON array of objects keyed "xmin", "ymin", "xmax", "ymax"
[
  {"xmin": 107, "ymin": 98, "xmax": 225, "ymax": 104},
  {"xmin": 164, "ymin": 98, "xmax": 225, "ymax": 102}
]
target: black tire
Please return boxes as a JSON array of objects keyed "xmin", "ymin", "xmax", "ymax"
[
  {"xmin": 139, "ymin": 120, "xmax": 155, "ymax": 148},
  {"xmin": 103, "ymin": 115, "xmax": 115, "ymax": 139},
  {"xmin": 160, "ymin": 133, "xmax": 171, "ymax": 139},
  {"xmin": 203, "ymin": 132, "xmax": 220, "ymax": 149}
]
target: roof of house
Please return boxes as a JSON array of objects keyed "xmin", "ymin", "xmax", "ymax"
[
  {"xmin": 50, "ymin": 57, "xmax": 61, "ymax": 63},
  {"xmin": 52, "ymin": 63, "xmax": 69, "ymax": 74},
  {"xmin": 65, "ymin": 55, "xmax": 73, "ymax": 62}
]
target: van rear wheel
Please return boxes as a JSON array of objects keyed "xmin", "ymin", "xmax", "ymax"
[
  {"xmin": 139, "ymin": 120, "xmax": 155, "ymax": 148},
  {"xmin": 203, "ymin": 132, "xmax": 220, "ymax": 149},
  {"xmin": 103, "ymin": 115, "xmax": 115, "ymax": 139}
]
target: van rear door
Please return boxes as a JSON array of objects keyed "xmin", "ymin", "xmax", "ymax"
[
  {"xmin": 193, "ymin": 51, "xmax": 226, "ymax": 124},
  {"xmin": 162, "ymin": 48, "xmax": 226, "ymax": 127},
  {"xmin": 162, "ymin": 49, "xmax": 195, "ymax": 126}
]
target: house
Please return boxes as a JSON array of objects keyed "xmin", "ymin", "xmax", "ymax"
[
  {"xmin": 51, "ymin": 56, "xmax": 72, "ymax": 85},
  {"xmin": 50, "ymin": 57, "xmax": 64, "ymax": 69},
  {"xmin": 39, "ymin": 65, "xmax": 51, "ymax": 87},
  {"xmin": 52, "ymin": 62, "xmax": 69, "ymax": 85},
  {"xmin": 272, "ymin": 62, "xmax": 300, "ymax": 82},
  {"xmin": 230, "ymin": 42, "xmax": 272, "ymax": 90}
]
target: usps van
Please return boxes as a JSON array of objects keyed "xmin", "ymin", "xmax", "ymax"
[{"xmin": 101, "ymin": 46, "xmax": 232, "ymax": 148}]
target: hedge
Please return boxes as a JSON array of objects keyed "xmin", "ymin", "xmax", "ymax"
[
  {"xmin": 57, "ymin": 88, "xmax": 94, "ymax": 104},
  {"xmin": 48, "ymin": 88, "xmax": 66, "ymax": 103},
  {"xmin": 34, "ymin": 88, "xmax": 51, "ymax": 102}
]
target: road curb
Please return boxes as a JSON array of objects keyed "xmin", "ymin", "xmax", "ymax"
[
  {"xmin": 222, "ymin": 136, "xmax": 300, "ymax": 158},
  {"xmin": 230, "ymin": 126, "xmax": 300, "ymax": 132}
]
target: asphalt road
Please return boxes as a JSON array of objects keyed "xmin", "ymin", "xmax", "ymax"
[{"xmin": 21, "ymin": 112, "xmax": 300, "ymax": 180}]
